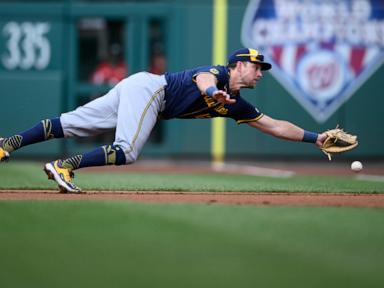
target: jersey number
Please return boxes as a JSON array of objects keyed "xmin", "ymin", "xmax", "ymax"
[{"xmin": 1, "ymin": 21, "xmax": 51, "ymax": 70}]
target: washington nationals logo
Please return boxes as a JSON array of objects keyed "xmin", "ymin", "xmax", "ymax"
[{"xmin": 242, "ymin": 0, "xmax": 384, "ymax": 122}]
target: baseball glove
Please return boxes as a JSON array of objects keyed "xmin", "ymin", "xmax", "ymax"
[{"xmin": 321, "ymin": 126, "xmax": 358, "ymax": 160}]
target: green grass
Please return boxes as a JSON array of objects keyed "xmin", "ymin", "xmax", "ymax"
[
  {"xmin": 1, "ymin": 161, "xmax": 384, "ymax": 288},
  {"xmin": 0, "ymin": 161, "xmax": 383, "ymax": 193},
  {"xmin": 0, "ymin": 201, "xmax": 383, "ymax": 288}
]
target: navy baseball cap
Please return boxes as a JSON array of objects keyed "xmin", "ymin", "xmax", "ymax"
[{"xmin": 228, "ymin": 48, "xmax": 272, "ymax": 71}]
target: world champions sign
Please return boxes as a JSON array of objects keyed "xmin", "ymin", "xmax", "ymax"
[{"xmin": 242, "ymin": 0, "xmax": 384, "ymax": 122}]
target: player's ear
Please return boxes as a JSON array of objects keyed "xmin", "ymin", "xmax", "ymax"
[{"xmin": 236, "ymin": 61, "xmax": 243, "ymax": 71}]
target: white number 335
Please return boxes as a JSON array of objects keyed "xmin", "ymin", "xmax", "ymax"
[{"xmin": 2, "ymin": 21, "xmax": 51, "ymax": 70}]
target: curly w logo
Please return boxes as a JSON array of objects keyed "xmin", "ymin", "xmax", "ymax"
[{"xmin": 241, "ymin": 0, "xmax": 384, "ymax": 123}]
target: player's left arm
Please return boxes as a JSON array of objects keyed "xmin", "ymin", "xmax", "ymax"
[{"xmin": 247, "ymin": 114, "xmax": 327, "ymax": 147}]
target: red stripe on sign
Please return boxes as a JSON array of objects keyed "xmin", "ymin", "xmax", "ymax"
[
  {"xmin": 295, "ymin": 44, "xmax": 306, "ymax": 61},
  {"xmin": 271, "ymin": 46, "xmax": 283, "ymax": 66},
  {"xmin": 350, "ymin": 47, "xmax": 366, "ymax": 75}
]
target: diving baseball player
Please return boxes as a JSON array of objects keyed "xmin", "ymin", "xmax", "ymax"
[{"xmin": 0, "ymin": 48, "xmax": 327, "ymax": 193}]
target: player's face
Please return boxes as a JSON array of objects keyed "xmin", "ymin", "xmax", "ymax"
[{"xmin": 240, "ymin": 62, "xmax": 263, "ymax": 88}]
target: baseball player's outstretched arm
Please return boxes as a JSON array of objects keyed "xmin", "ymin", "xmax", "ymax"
[
  {"xmin": 195, "ymin": 73, "xmax": 236, "ymax": 104},
  {"xmin": 248, "ymin": 115, "xmax": 326, "ymax": 147}
]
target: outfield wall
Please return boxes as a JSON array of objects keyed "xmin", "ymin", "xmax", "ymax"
[{"xmin": 0, "ymin": 0, "xmax": 383, "ymax": 160}]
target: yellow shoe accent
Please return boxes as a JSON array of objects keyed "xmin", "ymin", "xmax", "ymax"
[
  {"xmin": 43, "ymin": 160, "xmax": 82, "ymax": 193},
  {"xmin": 0, "ymin": 147, "xmax": 10, "ymax": 162}
]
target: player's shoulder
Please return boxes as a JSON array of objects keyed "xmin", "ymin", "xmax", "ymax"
[
  {"xmin": 192, "ymin": 65, "xmax": 229, "ymax": 82},
  {"xmin": 167, "ymin": 64, "xmax": 227, "ymax": 75},
  {"xmin": 193, "ymin": 64, "xmax": 227, "ymax": 74}
]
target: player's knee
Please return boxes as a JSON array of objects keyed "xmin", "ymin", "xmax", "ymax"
[{"xmin": 123, "ymin": 148, "xmax": 139, "ymax": 164}]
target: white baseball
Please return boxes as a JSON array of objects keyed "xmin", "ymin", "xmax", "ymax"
[{"xmin": 351, "ymin": 161, "xmax": 363, "ymax": 172}]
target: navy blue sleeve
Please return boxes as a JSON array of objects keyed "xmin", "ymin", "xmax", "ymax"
[
  {"xmin": 192, "ymin": 65, "xmax": 229, "ymax": 88},
  {"xmin": 227, "ymin": 96, "xmax": 264, "ymax": 124}
]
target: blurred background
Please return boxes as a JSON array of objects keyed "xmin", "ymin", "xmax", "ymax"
[{"xmin": 0, "ymin": 0, "xmax": 383, "ymax": 162}]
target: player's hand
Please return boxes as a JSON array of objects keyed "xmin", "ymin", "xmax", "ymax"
[
  {"xmin": 212, "ymin": 90, "xmax": 236, "ymax": 104},
  {"xmin": 315, "ymin": 132, "xmax": 327, "ymax": 148}
]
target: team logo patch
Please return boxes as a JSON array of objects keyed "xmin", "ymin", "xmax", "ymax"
[
  {"xmin": 210, "ymin": 68, "xmax": 219, "ymax": 74},
  {"xmin": 242, "ymin": 0, "xmax": 384, "ymax": 122}
]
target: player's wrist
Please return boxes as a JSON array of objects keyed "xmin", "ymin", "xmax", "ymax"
[
  {"xmin": 302, "ymin": 130, "xmax": 318, "ymax": 143},
  {"xmin": 205, "ymin": 86, "xmax": 218, "ymax": 97}
]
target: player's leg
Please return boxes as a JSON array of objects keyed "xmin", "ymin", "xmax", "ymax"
[
  {"xmin": 46, "ymin": 73, "xmax": 166, "ymax": 192},
  {"xmin": 44, "ymin": 83, "xmax": 124, "ymax": 192},
  {"xmin": 113, "ymin": 72, "xmax": 166, "ymax": 164},
  {"xmin": 54, "ymin": 72, "xmax": 166, "ymax": 168},
  {"xmin": 44, "ymin": 72, "xmax": 166, "ymax": 193},
  {"xmin": 44, "ymin": 143, "xmax": 127, "ymax": 193},
  {"xmin": 1, "ymin": 81, "xmax": 120, "ymax": 164},
  {"xmin": 0, "ymin": 118, "xmax": 64, "ymax": 162}
]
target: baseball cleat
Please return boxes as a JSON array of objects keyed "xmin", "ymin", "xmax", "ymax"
[
  {"xmin": 0, "ymin": 147, "xmax": 9, "ymax": 162},
  {"xmin": 44, "ymin": 160, "xmax": 82, "ymax": 193},
  {"xmin": 0, "ymin": 138, "xmax": 10, "ymax": 162}
]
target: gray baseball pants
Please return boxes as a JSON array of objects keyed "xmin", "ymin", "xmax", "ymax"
[{"xmin": 60, "ymin": 72, "xmax": 167, "ymax": 164}]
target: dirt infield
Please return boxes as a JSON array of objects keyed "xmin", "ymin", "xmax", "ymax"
[
  {"xmin": 1, "ymin": 160, "xmax": 383, "ymax": 207},
  {"xmin": 1, "ymin": 190, "xmax": 384, "ymax": 207}
]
